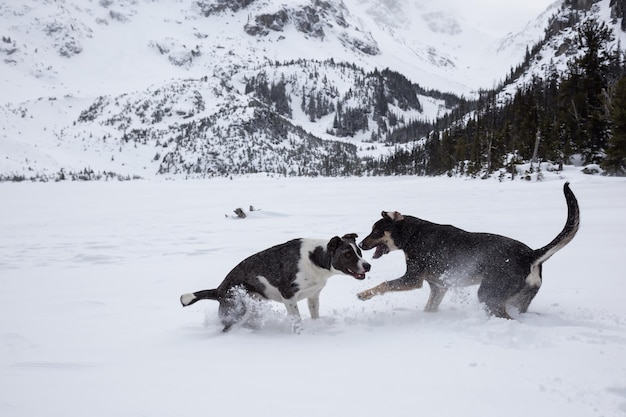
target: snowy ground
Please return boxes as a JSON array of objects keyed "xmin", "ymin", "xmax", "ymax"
[{"xmin": 1, "ymin": 169, "xmax": 626, "ymax": 417}]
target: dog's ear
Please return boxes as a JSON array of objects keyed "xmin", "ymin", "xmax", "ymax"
[
  {"xmin": 327, "ymin": 236, "xmax": 342, "ymax": 253},
  {"xmin": 342, "ymin": 233, "xmax": 358, "ymax": 242},
  {"xmin": 382, "ymin": 211, "xmax": 404, "ymax": 221}
]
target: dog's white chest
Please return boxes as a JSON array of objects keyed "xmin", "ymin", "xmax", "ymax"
[
  {"xmin": 255, "ymin": 240, "xmax": 332, "ymax": 303},
  {"xmin": 255, "ymin": 272, "xmax": 328, "ymax": 303},
  {"xmin": 293, "ymin": 270, "xmax": 329, "ymax": 300},
  {"xmin": 293, "ymin": 239, "xmax": 334, "ymax": 300}
]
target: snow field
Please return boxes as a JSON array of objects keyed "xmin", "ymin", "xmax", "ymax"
[{"xmin": 1, "ymin": 171, "xmax": 625, "ymax": 416}]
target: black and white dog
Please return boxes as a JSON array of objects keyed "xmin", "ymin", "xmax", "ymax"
[
  {"xmin": 357, "ymin": 182, "xmax": 580, "ymax": 319},
  {"xmin": 180, "ymin": 234, "xmax": 370, "ymax": 332}
]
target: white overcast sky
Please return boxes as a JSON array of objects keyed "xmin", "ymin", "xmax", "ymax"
[
  {"xmin": 355, "ymin": 0, "xmax": 561, "ymax": 37},
  {"xmin": 450, "ymin": 0, "xmax": 559, "ymax": 36}
]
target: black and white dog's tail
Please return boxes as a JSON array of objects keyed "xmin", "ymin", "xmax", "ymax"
[
  {"xmin": 532, "ymin": 182, "xmax": 580, "ymax": 266},
  {"xmin": 180, "ymin": 289, "xmax": 218, "ymax": 307}
]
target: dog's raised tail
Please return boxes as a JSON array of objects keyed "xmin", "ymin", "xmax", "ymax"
[
  {"xmin": 180, "ymin": 289, "xmax": 218, "ymax": 307},
  {"xmin": 532, "ymin": 182, "xmax": 580, "ymax": 266}
]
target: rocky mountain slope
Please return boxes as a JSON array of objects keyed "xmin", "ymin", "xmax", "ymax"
[{"xmin": 4, "ymin": 0, "xmax": 622, "ymax": 180}]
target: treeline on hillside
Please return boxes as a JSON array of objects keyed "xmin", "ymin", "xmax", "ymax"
[
  {"xmin": 242, "ymin": 60, "xmax": 459, "ymax": 143},
  {"xmin": 376, "ymin": 18, "xmax": 626, "ymax": 177}
]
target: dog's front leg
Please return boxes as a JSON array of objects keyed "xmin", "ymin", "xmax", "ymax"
[
  {"xmin": 357, "ymin": 281, "xmax": 391, "ymax": 300},
  {"xmin": 283, "ymin": 298, "xmax": 303, "ymax": 333},
  {"xmin": 307, "ymin": 290, "xmax": 322, "ymax": 319},
  {"xmin": 357, "ymin": 273, "xmax": 424, "ymax": 300}
]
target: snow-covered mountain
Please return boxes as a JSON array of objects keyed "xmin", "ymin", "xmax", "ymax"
[
  {"xmin": 1, "ymin": 0, "xmax": 553, "ymax": 101},
  {"xmin": 2, "ymin": 0, "xmax": 622, "ymax": 180},
  {"xmin": 500, "ymin": 0, "xmax": 626, "ymax": 99}
]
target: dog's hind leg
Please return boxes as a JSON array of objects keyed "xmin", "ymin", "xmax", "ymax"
[
  {"xmin": 477, "ymin": 284, "xmax": 512, "ymax": 319},
  {"xmin": 283, "ymin": 298, "xmax": 303, "ymax": 333},
  {"xmin": 513, "ymin": 264, "xmax": 542, "ymax": 313},
  {"xmin": 510, "ymin": 285, "xmax": 540, "ymax": 314},
  {"xmin": 424, "ymin": 281, "xmax": 448, "ymax": 312},
  {"xmin": 219, "ymin": 290, "xmax": 250, "ymax": 332}
]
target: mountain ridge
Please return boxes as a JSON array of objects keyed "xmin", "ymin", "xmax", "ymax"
[
  {"xmin": 1, "ymin": 0, "xmax": 552, "ymax": 101},
  {"xmin": 4, "ymin": 0, "xmax": 624, "ymax": 180}
]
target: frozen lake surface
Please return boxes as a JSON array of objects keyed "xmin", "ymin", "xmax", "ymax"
[{"xmin": 1, "ymin": 170, "xmax": 625, "ymax": 416}]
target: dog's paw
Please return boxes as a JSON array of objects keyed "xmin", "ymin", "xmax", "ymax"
[
  {"xmin": 289, "ymin": 316, "xmax": 303, "ymax": 334},
  {"xmin": 292, "ymin": 322, "xmax": 303, "ymax": 334},
  {"xmin": 357, "ymin": 290, "xmax": 374, "ymax": 301}
]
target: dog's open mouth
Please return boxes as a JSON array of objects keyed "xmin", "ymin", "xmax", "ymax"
[
  {"xmin": 348, "ymin": 269, "xmax": 366, "ymax": 280},
  {"xmin": 373, "ymin": 244, "xmax": 390, "ymax": 259}
]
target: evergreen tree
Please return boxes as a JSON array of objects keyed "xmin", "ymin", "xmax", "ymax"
[
  {"xmin": 569, "ymin": 19, "xmax": 615, "ymax": 162},
  {"xmin": 307, "ymin": 94, "xmax": 316, "ymax": 122},
  {"xmin": 604, "ymin": 75, "xmax": 626, "ymax": 175}
]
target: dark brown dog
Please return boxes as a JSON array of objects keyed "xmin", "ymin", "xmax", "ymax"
[{"xmin": 357, "ymin": 183, "xmax": 580, "ymax": 319}]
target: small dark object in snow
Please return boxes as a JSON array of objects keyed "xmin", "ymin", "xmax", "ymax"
[{"xmin": 234, "ymin": 208, "xmax": 246, "ymax": 218}]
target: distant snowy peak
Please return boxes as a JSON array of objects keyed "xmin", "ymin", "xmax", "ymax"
[
  {"xmin": 193, "ymin": 0, "xmax": 380, "ymax": 56},
  {"xmin": 358, "ymin": 0, "xmax": 463, "ymax": 35},
  {"xmin": 0, "ymin": 0, "xmax": 562, "ymax": 102},
  {"xmin": 239, "ymin": 0, "xmax": 380, "ymax": 55},
  {"xmin": 496, "ymin": 1, "xmax": 563, "ymax": 56}
]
